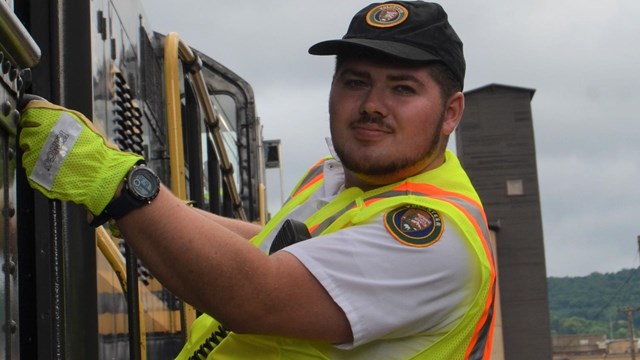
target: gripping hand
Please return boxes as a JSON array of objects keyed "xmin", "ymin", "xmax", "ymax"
[{"xmin": 19, "ymin": 99, "xmax": 144, "ymax": 216}]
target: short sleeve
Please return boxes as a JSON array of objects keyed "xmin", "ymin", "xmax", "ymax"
[{"xmin": 282, "ymin": 212, "xmax": 481, "ymax": 349}]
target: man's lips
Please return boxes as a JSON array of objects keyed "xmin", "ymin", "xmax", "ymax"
[{"xmin": 350, "ymin": 123, "xmax": 393, "ymax": 140}]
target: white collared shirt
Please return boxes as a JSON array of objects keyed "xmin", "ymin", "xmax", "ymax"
[{"xmin": 261, "ymin": 142, "xmax": 481, "ymax": 358}]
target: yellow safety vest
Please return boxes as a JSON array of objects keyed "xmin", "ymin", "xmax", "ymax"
[{"xmin": 175, "ymin": 150, "xmax": 495, "ymax": 360}]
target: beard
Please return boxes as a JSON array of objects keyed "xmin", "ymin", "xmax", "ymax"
[{"xmin": 333, "ymin": 111, "xmax": 445, "ymax": 177}]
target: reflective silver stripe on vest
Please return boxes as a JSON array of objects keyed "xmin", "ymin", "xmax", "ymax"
[
  {"xmin": 288, "ymin": 159, "xmax": 327, "ymax": 201},
  {"xmin": 309, "ymin": 200, "xmax": 358, "ymax": 237},
  {"xmin": 431, "ymin": 194, "xmax": 491, "ymax": 253}
]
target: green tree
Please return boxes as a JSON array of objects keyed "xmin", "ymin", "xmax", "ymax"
[{"xmin": 548, "ymin": 268, "xmax": 640, "ymax": 339}]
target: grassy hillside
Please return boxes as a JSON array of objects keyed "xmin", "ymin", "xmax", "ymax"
[{"xmin": 548, "ymin": 268, "xmax": 640, "ymax": 338}]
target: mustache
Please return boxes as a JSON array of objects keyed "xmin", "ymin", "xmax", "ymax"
[{"xmin": 352, "ymin": 113, "xmax": 391, "ymax": 129}]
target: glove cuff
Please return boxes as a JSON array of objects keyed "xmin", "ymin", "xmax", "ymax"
[{"xmin": 86, "ymin": 152, "xmax": 144, "ymax": 215}]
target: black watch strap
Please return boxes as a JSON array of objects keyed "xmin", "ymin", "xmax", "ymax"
[
  {"xmin": 89, "ymin": 164, "xmax": 160, "ymax": 227},
  {"xmin": 89, "ymin": 190, "xmax": 143, "ymax": 227},
  {"xmin": 89, "ymin": 207, "xmax": 113, "ymax": 227}
]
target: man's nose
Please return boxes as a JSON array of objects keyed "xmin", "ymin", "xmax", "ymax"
[{"xmin": 360, "ymin": 87, "xmax": 388, "ymax": 118}]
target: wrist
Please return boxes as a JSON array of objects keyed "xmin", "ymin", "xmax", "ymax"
[
  {"xmin": 114, "ymin": 180, "xmax": 125, "ymax": 199},
  {"xmin": 89, "ymin": 164, "xmax": 160, "ymax": 227}
]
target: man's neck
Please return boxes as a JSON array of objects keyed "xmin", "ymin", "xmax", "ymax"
[{"xmin": 343, "ymin": 153, "xmax": 447, "ymax": 192}]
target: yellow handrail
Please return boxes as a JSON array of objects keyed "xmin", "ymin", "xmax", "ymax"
[
  {"xmin": 96, "ymin": 227, "xmax": 127, "ymax": 290},
  {"xmin": 259, "ymin": 183, "xmax": 266, "ymax": 226},
  {"xmin": 163, "ymin": 34, "xmax": 188, "ymax": 200},
  {"xmin": 164, "ymin": 32, "xmax": 247, "ymax": 221},
  {"xmin": 96, "ymin": 227, "xmax": 148, "ymax": 360}
]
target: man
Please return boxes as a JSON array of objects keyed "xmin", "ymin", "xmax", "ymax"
[{"xmin": 19, "ymin": 1, "xmax": 495, "ymax": 359}]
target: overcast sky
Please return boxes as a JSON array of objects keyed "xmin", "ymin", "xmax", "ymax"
[{"xmin": 141, "ymin": 0, "xmax": 640, "ymax": 278}]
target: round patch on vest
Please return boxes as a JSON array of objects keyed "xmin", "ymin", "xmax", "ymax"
[
  {"xmin": 384, "ymin": 205, "xmax": 443, "ymax": 247},
  {"xmin": 365, "ymin": 3, "xmax": 409, "ymax": 28}
]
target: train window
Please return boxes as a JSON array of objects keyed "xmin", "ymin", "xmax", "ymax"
[{"xmin": 210, "ymin": 94, "xmax": 241, "ymax": 190}]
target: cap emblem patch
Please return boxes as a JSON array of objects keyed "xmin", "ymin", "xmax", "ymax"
[
  {"xmin": 366, "ymin": 3, "xmax": 409, "ymax": 28},
  {"xmin": 384, "ymin": 205, "xmax": 443, "ymax": 247}
]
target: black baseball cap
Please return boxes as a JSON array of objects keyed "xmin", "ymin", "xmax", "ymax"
[{"xmin": 309, "ymin": 1, "xmax": 465, "ymax": 88}]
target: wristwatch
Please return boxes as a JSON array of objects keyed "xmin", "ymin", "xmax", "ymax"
[{"xmin": 90, "ymin": 164, "xmax": 161, "ymax": 227}]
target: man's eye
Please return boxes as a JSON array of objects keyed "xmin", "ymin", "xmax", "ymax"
[
  {"xmin": 344, "ymin": 79, "xmax": 367, "ymax": 88},
  {"xmin": 394, "ymin": 85, "xmax": 416, "ymax": 94}
]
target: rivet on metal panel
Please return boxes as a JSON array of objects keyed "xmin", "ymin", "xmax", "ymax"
[
  {"xmin": 1, "ymin": 100, "xmax": 11, "ymax": 116},
  {"xmin": 2, "ymin": 260, "xmax": 16, "ymax": 275},
  {"xmin": 8, "ymin": 67, "xmax": 17, "ymax": 81},
  {"xmin": 10, "ymin": 109, "xmax": 20, "ymax": 126},
  {"xmin": 19, "ymin": 68, "xmax": 32, "ymax": 88},
  {"xmin": 8, "ymin": 320, "xmax": 17, "ymax": 334}
]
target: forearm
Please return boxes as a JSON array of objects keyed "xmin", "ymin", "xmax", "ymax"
[
  {"xmin": 115, "ymin": 185, "xmax": 351, "ymax": 342},
  {"xmin": 116, "ymin": 185, "xmax": 264, "ymax": 313},
  {"xmin": 192, "ymin": 207, "xmax": 262, "ymax": 240}
]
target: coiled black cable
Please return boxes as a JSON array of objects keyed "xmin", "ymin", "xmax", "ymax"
[{"xmin": 188, "ymin": 324, "xmax": 229, "ymax": 360}]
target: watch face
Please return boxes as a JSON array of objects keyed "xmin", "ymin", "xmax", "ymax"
[{"xmin": 128, "ymin": 167, "xmax": 160, "ymax": 201}]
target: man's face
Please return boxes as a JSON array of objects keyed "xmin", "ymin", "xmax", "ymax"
[{"xmin": 329, "ymin": 58, "xmax": 459, "ymax": 188}]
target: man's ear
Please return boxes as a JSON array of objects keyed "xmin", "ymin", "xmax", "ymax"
[{"xmin": 442, "ymin": 92, "xmax": 464, "ymax": 136}]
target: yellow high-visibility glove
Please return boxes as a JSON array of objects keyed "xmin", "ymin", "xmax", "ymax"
[{"xmin": 19, "ymin": 99, "xmax": 144, "ymax": 216}]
